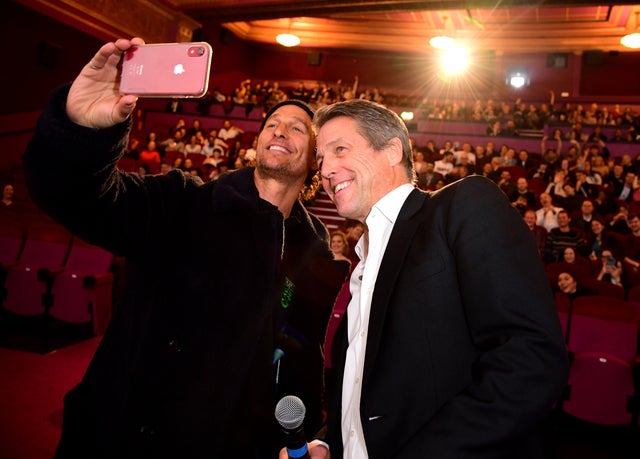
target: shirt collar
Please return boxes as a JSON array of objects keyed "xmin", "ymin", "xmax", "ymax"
[{"xmin": 369, "ymin": 183, "xmax": 415, "ymax": 226}]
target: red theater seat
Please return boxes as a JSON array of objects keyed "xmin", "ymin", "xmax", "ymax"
[
  {"xmin": 562, "ymin": 295, "xmax": 640, "ymax": 425},
  {"xmin": 47, "ymin": 237, "xmax": 115, "ymax": 336},
  {"xmin": 2, "ymin": 223, "xmax": 72, "ymax": 317}
]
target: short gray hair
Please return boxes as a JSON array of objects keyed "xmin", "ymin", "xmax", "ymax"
[{"xmin": 313, "ymin": 99, "xmax": 415, "ymax": 182}]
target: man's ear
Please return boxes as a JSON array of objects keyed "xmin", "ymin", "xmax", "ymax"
[{"xmin": 385, "ymin": 137, "xmax": 403, "ymax": 166}]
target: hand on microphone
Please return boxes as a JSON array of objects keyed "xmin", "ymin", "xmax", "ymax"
[
  {"xmin": 275, "ymin": 395, "xmax": 330, "ymax": 459},
  {"xmin": 278, "ymin": 442, "xmax": 330, "ymax": 459}
]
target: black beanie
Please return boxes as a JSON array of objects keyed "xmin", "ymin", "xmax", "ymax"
[{"xmin": 259, "ymin": 99, "xmax": 315, "ymax": 132}]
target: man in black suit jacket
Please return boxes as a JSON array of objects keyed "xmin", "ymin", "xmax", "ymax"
[{"xmin": 313, "ymin": 99, "xmax": 569, "ymax": 459}]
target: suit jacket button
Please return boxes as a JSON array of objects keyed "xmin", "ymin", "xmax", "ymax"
[{"xmin": 168, "ymin": 339, "xmax": 182, "ymax": 353}]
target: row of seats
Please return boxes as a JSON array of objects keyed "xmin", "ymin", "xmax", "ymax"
[
  {"xmin": 0, "ymin": 215, "xmax": 115, "ymax": 336},
  {"xmin": 554, "ymin": 291, "xmax": 640, "ymax": 426}
]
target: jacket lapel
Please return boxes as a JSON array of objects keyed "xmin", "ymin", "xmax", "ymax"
[{"xmin": 362, "ymin": 188, "xmax": 428, "ymax": 383}]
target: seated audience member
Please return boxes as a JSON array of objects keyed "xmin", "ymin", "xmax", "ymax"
[
  {"xmin": 474, "ymin": 144, "xmax": 490, "ymax": 167},
  {"xmin": 159, "ymin": 162, "xmax": 171, "ymax": 175},
  {"xmin": 1, "ymin": 183, "xmax": 14, "ymax": 207},
  {"xmin": 244, "ymin": 136, "xmax": 258, "ymax": 166},
  {"xmin": 342, "ymin": 219, "xmax": 365, "ymax": 267},
  {"xmin": 423, "ymin": 139, "xmax": 438, "ymax": 158},
  {"xmin": 498, "ymin": 147, "xmax": 518, "ymax": 167},
  {"xmin": 203, "ymin": 147, "xmax": 225, "ymax": 168},
  {"xmin": 139, "ymin": 140, "xmax": 161, "ymax": 165},
  {"xmin": 573, "ymin": 170, "xmax": 597, "ymax": 198},
  {"xmin": 185, "ymin": 119, "xmax": 205, "ymax": 140},
  {"xmin": 595, "ymin": 249, "xmax": 624, "ymax": 288},
  {"xmin": 590, "ymin": 154, "xmax": 610, "ymax": 180},
  {"xmin": 433, "ymin": 151, "xmax": 455, "ymax": 176},
  {"xmin": 558, "ymin": 182, "xmax": 586, "ymax": 215},
  {"xmin": 418, "ymin": 161, "xmax": 444, "ymax": 191},
  {"xmin": 561, "ymin": 247, "xmax": 591, "ymax": 271},
  {"xmin": 528, "ymin": 162, "xmax": 552, "ymax": 182},
  {"xmin": 523, "ymin": 209, "xmax": 547, "ymax": 258},
  {"xmin": 509, "ymin": 177, "xmax": 537, "ymax": 208},
  {"xmin": 329, "ymin": 231, "xmax": 352, "ymax": 275},
  {"xmin": 555, "ymin": 270, "xmax": 596, "ymax": 300},
  {"xmin": 218, "ymin": 119, "xmax": 245, "ymax": 142},
  {"xmin": 453, "ymin": 142, "xmax": 476, "ymax": 165},
  {"xmin": 497, "ymin": 170, "xmax": 517, "ymax": 198},
  {"xmin": 545, "ymin": 170, "xmax": 568, "ymax": 203},
  {"xmin": 535, "ymin": 192, "xmax": 563, "ymax": 232},
  {"xmin": 181, "ymin": 157, "xmax": 197, "ymax": 175},
  {"xmin": 202, "ymin": 129, "xmax": 229, "ymax": 157},
  {"xmin": 184, "ymin": 135, "xmax": 203, "ymax": 155},
  {"xmin": 124, "ymin": 138, "xmax": 141, "ymax": 160},
  {"xmin": 615, "ymin": 170, "xmax": 637, "ymax": 203},
  {"xmin": 171, "ymin": 157, "xmax": 183, "ymax": 171},
  {"xmin": 608, "ymin": 202, "xmax": 631, "ymax": 235},
  {"xmin": 623, "ymin": 213, "xmax": 640, "ymax": 287},
  {"xmin": 580, "ymin": 160, "xmax": 603, "ymax": 187},
  {"xmin": 587, "ymin": 216, "xmax": 622, "ymax": 263},
  {"xmin": 515, "ymin": 149, "xmax": 535, "ymax": 170},
  {"xmin": 484, "ymin": 156, "xmax": 503, "ymax": 183},
  {"xmin": 233, "ymin": 148, "xmax": 249, "ymax": 169},
  {"xmin": 413, "ymin": 150, "xmax": 429, "ymax": 176},
  {"xmin": 137, "ymin": 163, "xmax": 151, "ymax": 177},
  {"xmin": 545, "ymin": 210, "xmax": 587, "ymax": 263},
  {"xmin": 161, "ymin": 129, "xmax": 186, "ymax": 154},
  {"xmin": 570, "ymin": 199, "xmax": 604, "ymax": 238}
]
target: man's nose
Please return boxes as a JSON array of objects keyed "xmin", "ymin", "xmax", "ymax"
[
  {"xmin": 320, "ymin": 159, "xmax": 334, "ymax": 179},
  {"xmin": 273, "ymin": 124, "xmax": 288, "ymax": 138}
]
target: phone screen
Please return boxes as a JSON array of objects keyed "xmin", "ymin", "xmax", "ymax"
[{"xmin": 120, "ymin": 42, "xmax": 212, "ymax": 98}]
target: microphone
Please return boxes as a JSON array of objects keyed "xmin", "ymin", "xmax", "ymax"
[{"xmin": 275, "ymin": 395, "xmax": 310, "ymax": 459}]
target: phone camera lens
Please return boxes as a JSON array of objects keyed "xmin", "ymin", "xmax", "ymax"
[{"xmin": 188, "ymin": 46, "xmax": 205, "ymax": 57}]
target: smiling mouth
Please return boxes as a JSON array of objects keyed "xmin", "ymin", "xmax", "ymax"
[
  {"xmin": 334, "ymin": 180, "xmax": 352, "ymax": 194},
  {"xmin": 268, "ymin": 145, "xmax": 290, "ymax": 154}
]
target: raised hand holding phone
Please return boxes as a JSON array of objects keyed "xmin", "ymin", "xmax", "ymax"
[{"xmin": 67, "ymin": 37, "xmax": 145, "ymax": 129}]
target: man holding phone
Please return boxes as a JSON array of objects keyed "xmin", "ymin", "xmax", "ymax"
[{"xmin": 23, "ymin": 38, "xmax": 343, "ymax": 458}]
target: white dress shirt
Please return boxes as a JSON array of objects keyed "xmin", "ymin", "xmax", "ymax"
[{"xmin": 342, "ymin": 183, "xmax": 414, "ymax": 458}]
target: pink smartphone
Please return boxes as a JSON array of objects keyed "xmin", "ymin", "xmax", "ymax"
[{"xmin": 119, "ymin": 42, "xmax": 212, "ymax": 98}]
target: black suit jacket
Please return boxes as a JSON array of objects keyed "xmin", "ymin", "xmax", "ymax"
[{"xmin": 327, "ymin": 176, "xmax": 569, "ymax": 459}]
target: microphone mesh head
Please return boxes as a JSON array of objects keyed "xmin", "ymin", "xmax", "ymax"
[{"xmin": 275, "ymin": 395, "xmax": 306, "ymax": 430}]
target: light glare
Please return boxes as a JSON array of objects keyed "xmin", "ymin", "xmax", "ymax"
[
  {"xmin": 276, "ymin": 33, "xmax": 301, "ymax": 47},
  {"xmin": 429, "ymin": 36, "xmax": 457, "ymax": 50},
  {"xmin": 510, "ymin": 75, "xmax": 526, "ymax": 88},
  {"xmin": 439, "ymin": 46, "xmax": 470, "ymax": 75},
  {"xmin": 621, "ymin": 32, "xmax": 640, "ymax": 48}
]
